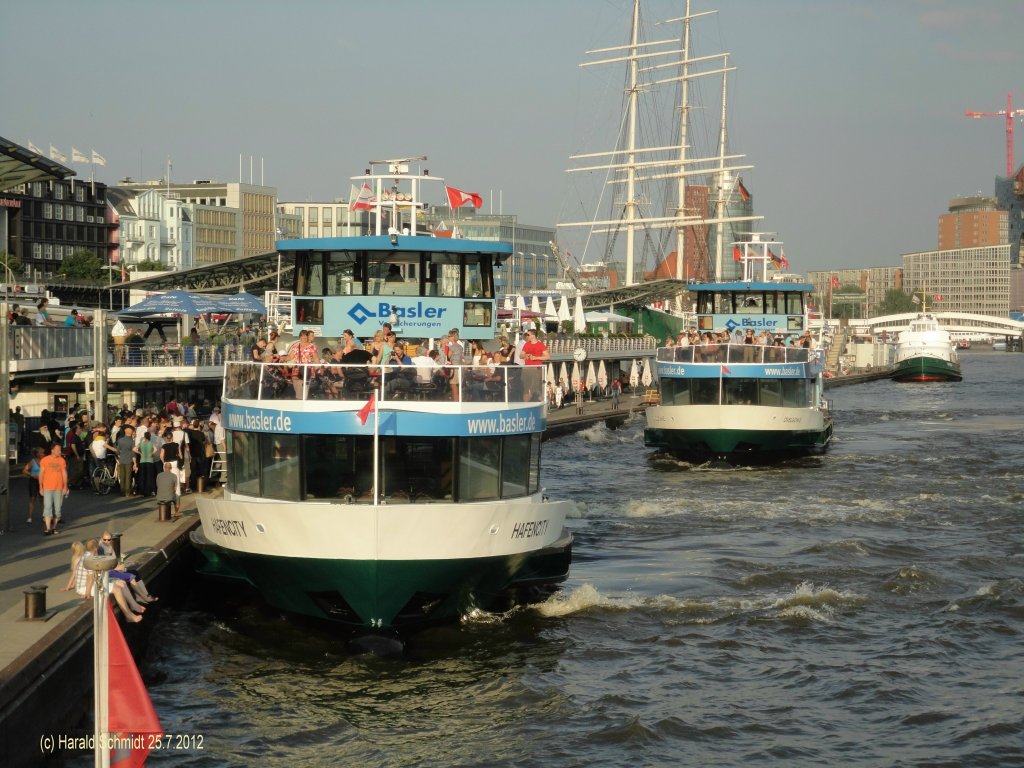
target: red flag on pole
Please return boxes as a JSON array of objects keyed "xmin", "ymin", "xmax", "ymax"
[
  {"xmin": 830, "ymin": 275, "xmax": 840, "ymax": 288},
  {"xmin": 356, "ymin": 393, "xmax": 376, "ymax": 425},
  {"xmin": 721, "ymin": 365, "xmax": 732, "ymax": 375},
  {"xmin": 737, "ymin": 180, "xmax": 750, "ymax": 202},
  {"xmin": 445, "ymin": 186, "xmax": 483, "ymax": 209},
  {"xmin": 933, "ymin": 293, "xmax": 943, "ymax": 302},
  {"xmin": 732, "ymin": 246, "xmax": 743, "ymax": 262},
  {"xmin": 106, "ymin": 603, "xmax": 162, "ymax": 768}
]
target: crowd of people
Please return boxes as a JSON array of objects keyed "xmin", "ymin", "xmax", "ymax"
[
  {"xmin": 248, "ymin": 324, "xmax": 553, "ymax": 402},
  {"xmin": 18, "ymin": 399, "xmax": 225, "ymax": 535},
  {"xmin": 5, "ymin": 298, "xmax": 93, "ymax": 327}
]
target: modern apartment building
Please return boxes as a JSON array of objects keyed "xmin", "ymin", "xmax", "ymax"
[
  {"xmin": 0, "ymin": 179, "xmax": 115, "ymax": 281},
  {"xmin": 902, "ymin": 244, "xmax": 1011, "ymax": 315},
  {"xmin": 276, "ymin": 200, "xmax": 363, "ymax": 239},
  {"xmin": 807, "ymin": 267, "xmax": 903, "ymax": 317}
]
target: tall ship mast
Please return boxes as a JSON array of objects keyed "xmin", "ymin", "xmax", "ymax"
[{"xmin": 559, "ymin": 0, "xmax": 760, "ymax": 293}]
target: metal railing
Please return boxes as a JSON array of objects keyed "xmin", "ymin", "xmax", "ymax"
[
  {"xmin": 656, "ymin": 343, "xmax": 822, "ymax": 365},
  {"xmin": 545, "ymin": 335, "xmax": 656, "ymax": 355},
  {"xmin": 223, "ymin": 361, "xmax": 547, "ymax": 404},
  {"xmin": 110, "ymin": 343, "xmax": 250, "ymax": 367},
  {"xmin": 10, "ymin": 326, "xmax": 93, "ymax": 362}
]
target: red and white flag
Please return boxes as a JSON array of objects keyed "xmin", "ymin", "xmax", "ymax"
[
  {"xmin": 732, "ymin": 246, "xmax": 743, "ymax": 262},
  {"xmin": 721, "ymin": 365, "xmax": 732, "ymax": 375},
  {"xmin": 106, "ymin": 602, "xmax": 162, "ymax": 768},
  {"xmin": 830, "ymin": 275, "xmax": 840, "ymax": 288},
  {"xmin": 737, "ymin": 180, "xmax": 750, "ymax": 202},
  {"xmin": 445, "ymin": 186, "xmax": 483, "ymax": 209},
  {"xmin": 350, "ymin": 183, "xmax": 374, "ymax": 211},
  {"xmin": 356, "ymin": 393, "xmax": 376, "ymax": 425},
  {"xmin": 933, "ymin": 293, "xmax": 943, "ymax": 302}
]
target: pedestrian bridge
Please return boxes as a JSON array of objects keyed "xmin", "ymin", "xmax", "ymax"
[{"xmin": 848, "ymin": 311, "xmax": 1024, "ymax": 340}]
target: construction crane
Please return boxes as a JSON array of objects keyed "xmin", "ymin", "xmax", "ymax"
[
  {"xmin": 548, "ymin": 241, "xmax": 584, "ymax": 292},
  {"xmin": 965, "ymin": 93, "xmax": 1024, "ymax": 177}
]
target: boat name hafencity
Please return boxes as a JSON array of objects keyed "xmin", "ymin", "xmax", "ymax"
[
  {"xmin": 511, "ymin": 520, "xmax": 549, "ymax": 539},
  {"xmin": 211, "ymin": 518, "xmax": 247, "ymax": 538}
]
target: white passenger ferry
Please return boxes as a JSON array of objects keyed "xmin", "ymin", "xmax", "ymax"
[
  {"xmin": 192, "ymin": 159, "xmax": 572, "ymax": 639},
  {"xmin": 644, "ymin": 237, "xmax": 832, "ymax": 462}
]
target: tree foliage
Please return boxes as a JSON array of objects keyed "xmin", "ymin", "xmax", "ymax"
[
  {"xmin": 134, "ymin": 258, "xmax": 166, "ymax": 271},
  {"xmin": 57, "ymin": 249, "xmax": 107, "ymax": 282},
  {"xmin": 0, "ymin": 251, "xmax": 22, "ymax": 281},
  {"xmin": 877, "ymin": 288, "xmax": 916, "ymax": 315}
]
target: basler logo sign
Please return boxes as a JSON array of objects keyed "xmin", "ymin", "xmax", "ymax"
[{"xmin": 347, "ymin": 301, "xmax": 450, "ymax": 331}]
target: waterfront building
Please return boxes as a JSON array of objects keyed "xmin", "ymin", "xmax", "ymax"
[
  {"xmin": 120, "ymin": 179, "xmax": 277, "ymax": 265},
  {"xmin": 0, "ymin": 179, "xmax": 115, "ymax": 281},
  {"xmin": 107, "ymin": 187, "xmax": 193, "ymax": 271},
  {"xmin": 994, "ymin": 165, "xmax": 1024, "ymax": 267},
  {"xmin": 938, "ymin": 196, "xmax": 1008, "ymax": 251},
  {"xmin": 276, "ymin": 200, "xmax": 363, "ymax": 239},
  {"xmin": 807, "ymin": 267, "xmax": 903, "ymax": 317},
  {"xmin": 902, "ymin": 244, "xmax": 1012, "ymax": 315}
]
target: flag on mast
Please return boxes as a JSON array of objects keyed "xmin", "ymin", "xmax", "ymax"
[
  {"xmin": 732, "ymin": 245, "xmax": 743, "ymax": 262},
  {"xmin": 830, "ymin": 275, "xmax": 840, "ymax": 288},
  {"xmin": 106, "ymin": 602, "xmax": 162, "ymax": 768},
  {"xmin": 28, "ymin": 141, "xmax": 43, "ymax": 155},
  {"xmin": 445, "ymin": 186, "xmax": 483, "ymax": 209},
  {"xmin": 71, "ymin": 147, "xmax": 89, "ymax": 163},
  {"xmin": 49, "ymin": 145, "xmax": 67, "ymax": 163},
  {"xmin": 356, "ymin": 393, "xmax": 376, "ymax": 425},
  {"xmin": 91, "ymin": 149, "xmax": 107, "ymax": 166},
  {"xmin": 737, "ymin": 179, "xmax": 750, "ymax": 202},
  {"xmin": 350, "ymin": 183, "xmax": 374, "ymax": 211}
]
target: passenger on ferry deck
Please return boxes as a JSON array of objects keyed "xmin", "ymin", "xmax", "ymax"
[
  {"xmin": 286, "ymin": 329, "xmax": 320, "ymax": 398},
  {"xmin": 443, "ymin": 329, "xmax": 465, "ymax": 400},
  {"xmin": 384, "ymin": 342, "xmax": 415, "ymax": 398},
  {"xmin": 251, "ymin": 337, "xmax": 267, "ymax": 361},
  {"xmin": 338, "ymin": 328, "xmax": 361, "ymax": 353}
]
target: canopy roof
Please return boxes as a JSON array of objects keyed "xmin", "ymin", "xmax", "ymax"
[
  {"xmin": 0, "ymin": 136, "xmax": 75, "ymax": 192},
  {"xmin": 585, "ymin": 311, "xmax": 635, "ymax": 324}
]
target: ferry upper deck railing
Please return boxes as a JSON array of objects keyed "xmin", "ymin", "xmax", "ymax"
[
  {"xmin": 223, "ymin": 361, "xmax": 547, "ymax": 405},
  {"xmin": 656, "ymin": 343, "xmax": 822, "ymax": 365}
]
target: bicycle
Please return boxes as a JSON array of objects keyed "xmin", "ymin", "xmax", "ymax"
[{"xmin": 92, "ymin": 462, "xmax": 119, "ymax": 495}]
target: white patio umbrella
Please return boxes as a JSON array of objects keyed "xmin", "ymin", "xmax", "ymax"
[
  {"xmin": 597, "ymin": 360, "xmax": 608, "ymax": 388},
  {"xmin": 559, "ymin": 361, "xmax": 569, "ymax": 385},
  {"xmin": 546, "ymin": 362, "xmax": 555, "ymax": 386},
  {"xmin": 585, "ymin": 361, "xmax": 597, "ymax": 388},
  {"xmin": 641, "ymin": 362, "xmax": 653, "ymax": 387},
  {"xmin": 629, "ymin": 359, "xmax": 640, "ymax": 388},
  {"xmin": 516, "ymin": 294, "xmax": 528, "ymax": 311},
  {"xmin": 571, "ymin": 361, "xmax": 582, "ymax": 389},
  {"xmin": 573, "ymin": 294, "xmax": 586, "ymax": 331},
  {"xmin": 544, "ymin": 295, "xmax": 558, "ymax": 320},
  {"xmin": 531, "ymin": 295, "xmax": 542, "ymax": 314},
  {"xmin": 503, "ymin": 295, "xmax": 513, "ymax": 310},
  {"xmin": 558, "ymin": 295, "xmax": 571, "ymax": 322}
]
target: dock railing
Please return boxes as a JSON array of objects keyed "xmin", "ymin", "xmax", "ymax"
[{"xmin": 223, "ymin": 361, "xmax": 547, "ymax": 405}]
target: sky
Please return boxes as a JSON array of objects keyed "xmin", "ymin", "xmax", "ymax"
[{"xmin": 2, "ymin": 0, "xmax": 1021, "ymax": 275}]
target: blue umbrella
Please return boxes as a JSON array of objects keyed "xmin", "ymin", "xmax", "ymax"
[{"xmin": 118, "ymin": 289, "xmax": 266, "ymax": 317}]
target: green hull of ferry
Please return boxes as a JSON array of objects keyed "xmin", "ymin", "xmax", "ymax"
[
  {"xmin": 644, "ymin": 424, "xmax": 832, "ymax": 460},
  {"xmin": 891, "ymin": 355, "xmax": 962, "ymax": 383}
]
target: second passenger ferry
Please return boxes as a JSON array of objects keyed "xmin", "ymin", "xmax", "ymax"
[
  {"xmin": 644, "ymin": 237, "xmax": 832, "ymax": 462},
  {"xmin": 193, "ymin": 158, "xmax": 572, "ymax": 640}
]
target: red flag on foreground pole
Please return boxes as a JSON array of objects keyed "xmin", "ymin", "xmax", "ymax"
[
  {"xmin": 445, "ymin": 186, "xmax": 484, "ymax": 209},
  {"xmin": 732, "ymin": 246, "xmax": 743, "ymax": 262},
  {"xmin": 830, "ymin": 275, "xmax": 840, "ymax": 288},
  {"xmin": 106, "ymin": 602, "xmax": 162, "ymax": 768},
  {"xmin": 356, "ymin": 392, "xmax": 376, "ymax": 426}
]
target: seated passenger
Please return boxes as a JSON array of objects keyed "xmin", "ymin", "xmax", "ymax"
[{"xmin": 383, "ymin": 343, "xmax": 415, "ymax": 398}]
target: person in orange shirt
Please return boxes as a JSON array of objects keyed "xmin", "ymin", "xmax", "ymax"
[{"xmin": 38, "ymin": 443, "xmax": 69, "ymax": 535}]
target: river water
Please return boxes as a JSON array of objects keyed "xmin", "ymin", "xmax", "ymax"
[{"xmin": 97, "ymin": 352, "xmax": 1024, "ymax": 765}]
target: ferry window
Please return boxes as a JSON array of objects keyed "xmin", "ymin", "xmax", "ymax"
[
  {"xmin": 400, "ymin": 437, "xmax": 454, "ymax": 501},
  {"xmin": 326, "ymin": 252, "xmax": 358, "ymax": 296},
  {"xmin": 295, "ymin": 298, "xmax": 324, "ymax": 325},
  {"xmin": 781, "ymin": 379, "xmax": 808, "ymax": 407},
  {"xmin": 302, "ymin": 435, "xmax": 357, "ymax": 499},
  {"xmin": 724, "ymin": 379, "xmax": 756, "ymax": 405},
  {"xmin": 369, "ymin": 255, "xmax": 417, "ymax": 296},
  {"xmin": 690, "ymin": 379, "xmax": 720, "ymax": 405},
  {"xmin": 759, "ymin": 379, "xmax": 783, "ymax": 407},
  {"xmin": 528, "ymin": 433, "xmax": 541, "ymax": 494},
  {"xmin": 463, "ymin": 301, "xmax": 492, "ymax": 328},
  {"xmin": 501, "ymin": 434, "xmax": 531, "ymax": 498},
  {"xmin": 228, "ymin": 431, "xmax": 260, "ymax": 497},
  {"xmin": 261, "ymin": 434, "xmax": 301, "ymax": 501},
  {"xmin": 458, "ymin": 436, "xmax": 500, "ymax": 501},
  {"xmin": 661, "ymin": 378, "xmax": 691, "ymax": 406},
  {"xmin": 738, "ymin": 294, "xmax": 762, "ymax": 314},
  {"xmin": 430, "ymin": 253, "xmax": 462, "ymax": 298},
  {"xmin": 785, "ymin": 292, "xmax": 804, "ymax": 314},
  {"xmin": 294, "ymin": 251, "xmax": 325, "ymax": 296},
  {"xmin": 464, "ymin": 259, "xmax": 493, "ymax": 299}
]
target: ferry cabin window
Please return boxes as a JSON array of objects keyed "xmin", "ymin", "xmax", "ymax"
[
  {"xmin": 661, "ymin": 378, "xmax": 691, "ymax": 406},
  {"xmin": 227, "ymin": 433, "xmax": 537, "ymax": 502}
]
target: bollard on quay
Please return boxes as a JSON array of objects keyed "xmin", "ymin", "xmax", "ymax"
[
  {"xmin": 157, "ymin": 501, "xmax": 173, "ymax": 522},
  {"xmin": 23, "ymin": 585, "xmax": 47, "ymax": 620}
]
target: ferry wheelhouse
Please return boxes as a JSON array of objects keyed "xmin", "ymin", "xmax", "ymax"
[
  {"xmin": 643, "ymin": 238, "xmax": 832, "ymax": 461},
  {"xmin": 193, "ymin": 159, "xmax": 572, "ymax": 636}
]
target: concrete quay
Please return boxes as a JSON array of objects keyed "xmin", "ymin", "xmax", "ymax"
[{"xmin": 0, "ymin": 480, "xmax": 201, "ymax": 766}]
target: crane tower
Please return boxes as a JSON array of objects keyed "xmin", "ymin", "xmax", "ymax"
[{"xmin": 965, "ymin": 93, "xmax": 1024, "ymax": 177}]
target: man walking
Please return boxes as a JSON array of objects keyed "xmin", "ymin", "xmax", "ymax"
[
  {"xmin": 39, "ymin": 443, "xmax": 69, "ymax": 535},
  {"xmin": 115, "ymin": 425, "xmax": 137, "ymax": 497}
]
